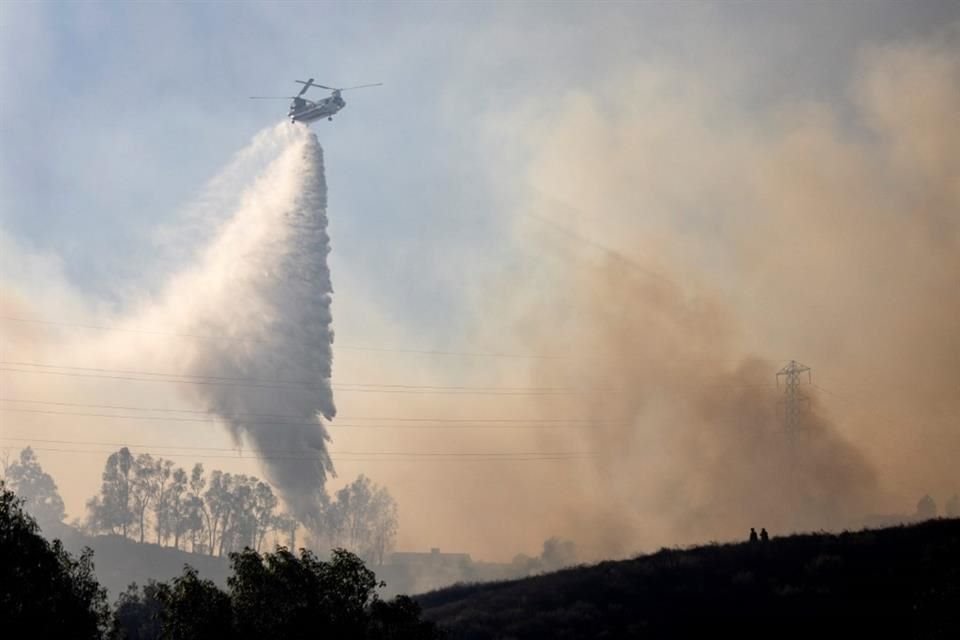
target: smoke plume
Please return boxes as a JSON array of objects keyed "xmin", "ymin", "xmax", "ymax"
[{"xmin": 480, "ymin": 26, "xmax": 959, "ymax": 555}]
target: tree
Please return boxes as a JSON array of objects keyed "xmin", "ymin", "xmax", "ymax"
[
  {"xmin": 186, "ymin": 463, "xmax": 207, "ymax": 553},
  {"xmin": 157, "ymin": 566, "xmax": 233, "ymax": 639},
  {"xmin": 161, "ymin": 466, "xmax": 189, "ymax": 549},
  {"xmin": 368, "ymin": 595, "xmax": 443, "ymax": 640},
  {"xmin": 203, "ymin": 470, "xmax": 230, "ymax": 555},
  {"xmin": 252, "ymin": 480, "xmax": 278, "ymax": 552},
  {"xmin": 4, "ymin": 446, "xmax": 66, "ymax": 531},
  {"xmin": 130, "ymin": 453, "xmax": 159, "ymax": 544},
  {"xmin": 108, "ymin": 546, "xmax": 438, "ymax": 640},
  {"xmin": 272, "ymin": 512, "xmax": 299, "ymax": 550},
  {"xmin": 201, "ymin": 473, "xmax": 271, "ymax": 556},
  {"xmin": 326, "ymin": 475, "xmax": 399, "ymax": 564},
  {"xmin": 229, "ymin": 547, "xmax": 384, "ymax": 639},
  {"xmin": 222, "ymin": 475, "xmax": 256, "ymax": 555},
  {"xmin": 917, "ymin": 494, "xmax": 937, "ymax": 520},
  {"xmin": 110, "ymin": 582, "xmax": 163, "ymax": 640},
  {"xmin": 88, "ymin": 447, "xmax": 135, "ymax": 537},
  {"xmin": 540, "ymin": 536, "xmax": 577, "ymax": 571},
  {"xmin": 1, "ymin": 481, "xmax": 109, "ymax": 638},
  {"xmin": 945, "ymin": 494, "xmax": 959, "ymax": 518},
  {"xmin": 151, "ymin": 458, "xmax": 175, "ymax": 545}
]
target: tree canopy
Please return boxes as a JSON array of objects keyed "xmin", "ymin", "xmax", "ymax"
[
  {"xmin": 4, "ymin": 445, "xmax": 67, "ymax": 530},
  {"xmin": 83, "ymin": 447, "xmax": 399, "ymax": 565},
  {"xmin": 0, "ymin": 481, "xmax": 109, "ymax": 639},
  {"xmin": 111, "ymin": 547, "xmax": 439, "ymax": 640}
]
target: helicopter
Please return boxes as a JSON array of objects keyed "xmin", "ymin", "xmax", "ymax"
[{"xmin": 250, "ymin": 79, "xmax": 382, "ymax": 124}]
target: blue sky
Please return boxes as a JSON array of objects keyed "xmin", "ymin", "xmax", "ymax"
[{"xmin": 4, "ymin": 0, "xmax": 953, "ymax": 335}]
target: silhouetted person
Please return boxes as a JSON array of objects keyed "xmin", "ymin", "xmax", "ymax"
[
  {"xmin": 760, "ymin": 528, "xmax": 769, "ymax": 542},
  {"xmin": 749, "ymin": 527, "xmax": 758, "ymax": 543}
]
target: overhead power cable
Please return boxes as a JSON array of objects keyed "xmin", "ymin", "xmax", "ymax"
[
  {"xmin": 0, "ymin": 406, "xmax": 612, "ymax": 429},
  {"xmin": 0, "ymin": 361, "xmax": 609, "ymax": 395},
  {"xmin": 0, "ymin": 315, "xmax": 572, "ymax": 361},
  {"xmin": 0, "ymin": 315, "xmax": 787, "ymax": 364},
  {"xmin": 0, "ymin": 434, "xmax": 593, "ymax": 459},
  {"xmin": 0, "ymin": 398, "xmax": 617, "ymax": 427},
  {"xmin": 0, "ymin": 360, "xmax": 779, "ymax": 393},
  {"xmin": 0, "ymin": 444, "xmax": 593, "ymax": 463}
]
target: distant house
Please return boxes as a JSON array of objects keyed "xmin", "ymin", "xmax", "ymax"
[{"xmin": 390, "ymin": 547, "xmax": 472, "ymax": 567}]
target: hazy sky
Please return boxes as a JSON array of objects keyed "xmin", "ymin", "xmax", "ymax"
[{"xmin": 1, "ymin": 1, "xmax": 958, "ymax": 560}]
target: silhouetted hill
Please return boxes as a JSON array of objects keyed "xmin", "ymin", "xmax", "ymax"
[
  {"xmin": 46, "ymin": 524, "xmax": 230, "ymax": 601},
  {"xmin": 418, "ymin": 519, "xmax": 960, "ymax": 639}
]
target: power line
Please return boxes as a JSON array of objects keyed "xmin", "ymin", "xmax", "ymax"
[
  {"xmin": 0, "ymin": 406, "xmax": 610, "ymax": 430},
  {"xmin": 0, "ymin": 397, "xmax": 616, "ymax": 427},
  {"xmin": 0, "ymin": 315, "xmax": 573, "ymax": 361},
  {"xmin": 1, "ymin": 315, "xmax": 787, "ymax": 364},
  {"xmin": 0, "ymin": 360, "xmax": 779, "ymax": 394},
  {"xmin": 0, "ymin": 362, "xmax": 604, "ymax": 395},
  {"xmin": 0, "ymin": 434, "xmax": 594, "ymax": 459},
  {"xmin": 0, "ymin": 444, "xmax": 593, "ymax": 463}
]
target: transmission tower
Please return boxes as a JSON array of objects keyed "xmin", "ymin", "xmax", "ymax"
[{"xmin": 776, "ymin": 360, "xmax": 811, "ymax": 435}]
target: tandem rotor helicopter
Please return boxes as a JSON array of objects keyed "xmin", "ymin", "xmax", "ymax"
[{"xmin": 250, "ymin": 78, "xmax": 382, "ymax": 124}]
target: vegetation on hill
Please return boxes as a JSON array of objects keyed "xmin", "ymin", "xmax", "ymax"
[
  {"xmin": 1, "ymin": 482, "xmax": 438, "ymax": 639},
  {"xmin": 419, "ymin": 519, "xmax": 960, "ymax": 639},
  {"xmin": 110, "ymin": 547, "xmax": 440, "ymax": 639},
  {"xmin": 82, "ymin": 446, "xmax": 398, "ymax": 563},
  {"xmin": 0, "ymin": 481, "xmax": 110, "ymax": 639}
]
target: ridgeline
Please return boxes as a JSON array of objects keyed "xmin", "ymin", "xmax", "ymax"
[{"xmin": 418, "ymin": 519, "xmax": 960, "ymax": 639}]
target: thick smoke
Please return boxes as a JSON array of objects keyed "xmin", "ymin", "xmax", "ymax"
[
  {"xmin": 487, "ymin": 27, "xmax": 959, "ymax": 555},
  {"xmin": 514, "ymin": 260, "xmax": 878, "ymax": 555},
  {"xmin": 366, "ymin": 26, "xmax": 958, "ymax": 561}
]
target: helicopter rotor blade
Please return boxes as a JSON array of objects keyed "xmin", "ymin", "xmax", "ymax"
[
  {"xmin": 338, "ymin": 83, "xmax": 383, "ymax": 91},
  {"xmin": 294, "ymin": 78, "xmax": 317, "ymax": 97},
  {"xmin": 249, "ymin": 96, "xmax": 298, "ymax": 100},
  {"xmin": 314, "ymin": 84, "xmax": 338, "ymax": 91}
]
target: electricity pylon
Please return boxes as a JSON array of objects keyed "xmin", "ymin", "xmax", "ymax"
[{"xmin": 776, "ymin": 360, "xmax": 811, "ymax": 435}]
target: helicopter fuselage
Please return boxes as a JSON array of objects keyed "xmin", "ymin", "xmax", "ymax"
[{"xmin": 290, "ymin": 94, "xmax": 346, "ymax": 123}]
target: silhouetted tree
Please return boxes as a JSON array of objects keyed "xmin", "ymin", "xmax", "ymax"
[
  {"xmin": 4, "ymin": 446, "xmax": 66, "ymax": 531},
  {"xmin": 157, "ymin": 566, "xmax": 233, "ymax": 639},
  {"xmin": 229, "ymin": 547, "xmax": 382, "ymax": 639},
  {"xmin": 945, "ymin": 494, "xmax": 959, "ymax": 518},
  {"xmin": 917, "ymin": 494, "xmax": 937, "ymax": 520},
  {"xmin": 131, "ymin": 453, "xmax": 159, "ymax": 544},
  {"xmin": 272, "ymin": 512, "xmax": 299, "ymax": 549},
  {"xmin": 109, "ymin": 547, "xmax": 438, "ymax": 640},
  {"xmin": 252, "ymin": 480, "xmax": 278, "ymax": 552},
  {"xmin": 368, "ymin": 595, "xmax": 443, "ymax": 640},
  {"xmin": 110, "ymin": 582, "xmax": 163, "ymax": 640},
  {"xmin": 87, "ymin": 447, "xmax": 135, "ymax": 537},
  {"xmin": 161, "ymin": 466, "xmax": 189, "ymax": 549},
  {"xmin": 150, "ymin": 458, "xmax": 175, "ymax": 545},
  {"xmin": 540, "ymin": 536, "xmax": 577, "ymax": 571},
  {"xmin": 327, "ymin": 474, "xmax": 399, "ymax": 564},
  {"xmin": 1, "ymin": 481, "xmax": 109, "ymax": 638},
  {"xmin": 186, "ymin": 463, "xmax": 207, "ymax": 552}
]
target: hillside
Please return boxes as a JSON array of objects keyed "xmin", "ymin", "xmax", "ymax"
[
  {"xmin": 418, "ymin": 519, "xmax": 960, "ymax": 639},
  {"xmin": 46, "ymin": 525, "xmax": 230, "ymax": 601}
]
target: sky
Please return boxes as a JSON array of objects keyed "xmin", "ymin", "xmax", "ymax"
[{"xmin": 1, "ymin": 1, "xmax": 959, "ymax": 561}]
